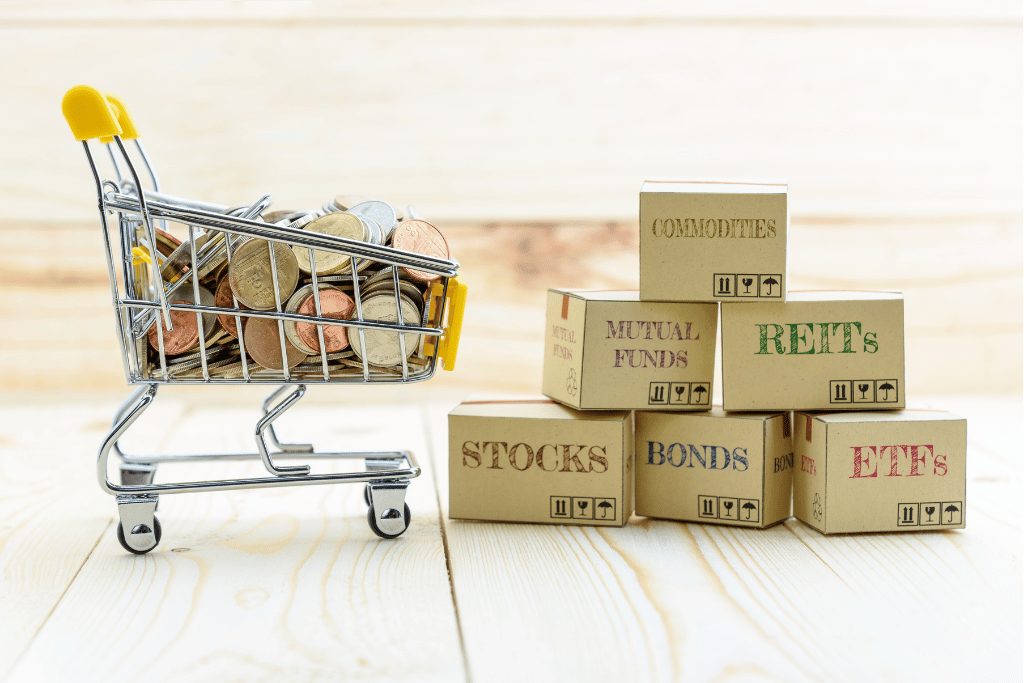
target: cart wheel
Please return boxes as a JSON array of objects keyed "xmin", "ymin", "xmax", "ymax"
[
  {"xmin": 116, "ymin": 517, "xmax": 162, "ymax": 555},
  {"xmin": 367, "ymin": 504, "xmax": 411, "ymax": 540},
  {"xmin": 363, "ymin": 484, "xmax": 371, "ymax": 507}
]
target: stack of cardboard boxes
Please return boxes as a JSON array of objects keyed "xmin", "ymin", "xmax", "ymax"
[{"xmin": 450, "ymin": 181, "xmax": 966, "ymax": 534}]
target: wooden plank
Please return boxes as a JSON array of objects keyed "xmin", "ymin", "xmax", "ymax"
[
  {"xmin": 5, "ymin": 399, "xmax": 466, "ymax": 682},
  {"xmin": 0, "ymin": 396, "xmax": 184, "ymax": 679},
  {"xmin": 3, "ymin": 1, "xmax": 1020, "ymax": 23},
  {"xmin": 426, "ymin": 397, "xmax": 1022, "ymax": 683},
  {"xmin": 14, "ymin": 23, "xmax": 1021, "ymax": 221},
  {"xmin": 2, "ymin": 219, "xmax": 1019, "ymax": 394}
]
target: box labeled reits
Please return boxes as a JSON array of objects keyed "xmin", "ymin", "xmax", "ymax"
[
  {"xmin": 722, "ymin": 291, "xmax": 905, "ymax": 411},
  {"xmin": 635, "ymin": 408, "xmax": 793, "ymax": 528},
  {"xmin": 640, "ymin": 179, "xmax": 788, "ymax": 303},
  {"xmin": 793, "ymin": 411, "xmax": 966, "ymax": 534},
  {"xmin": 543, "ymin": 289, "xmax": 717, "ymax": 410},
  {"xmin": 449, "ymin": 397, "xmax": 632, "ymax": 526}
]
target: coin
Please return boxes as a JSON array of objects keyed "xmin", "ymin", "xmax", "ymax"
[
  {"xmin": 214, "ymin": 275, "xmax": 250, "ymax": 339},
  {"xmin": 228, "ymin": 239, "xmax": 299, "ymax": 310},
  {"xmin": 296, "ymin": 287, "xmax": 355, "ymax": 354},
  {"xmin": 292, "ymin": 213, "xmax": 367, "ymax": 275},
  {"xmin": 347, "ymin": 201, "xmax": 398, "ymax": 242},
  {"xmin": 332, "ymin": 194, "xmax": 368, "ymax": 211},
  {"xmin": 147, "ymin": 300, "xmax": 200, "ymax": 355},
  {"xmin": 348, "ymin": 294, "xmax": 421, "ymax": 367},
  {"xmin": 390, "ymin": 219, "xmax": 450, "ymax": 283},
  {"xmin": 154, "ymin": 228, "xmax": 181, "ymax": 257},
  {"xmin": 263, "ymin": 209, "xmax": 299, "ymax": 224},
  {"xmin": 243, "ymin": 316, "xmax": 307, "ymax": 370}
]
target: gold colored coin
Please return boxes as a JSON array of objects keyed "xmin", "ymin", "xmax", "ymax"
[
  {"xmin": 291, "ymin": 213, "xmax": 367, "ymax": 275},
  {"xmin": 228, "ymin": 239, "xmax": 299, "ymax": 310}
]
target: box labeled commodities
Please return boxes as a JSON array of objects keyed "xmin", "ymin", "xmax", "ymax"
[
  {"xmin": 449, "ymin": 397, "xmax": 632, "ymax": 527},
  {"xmin": 542, "ymin": 289, "xmax": 718, "ymax": 411},
  {"xmin": 635, "ymin": 408, "xmax": 793, "ymax": 528},
  {"xmin": 721, "ymin": 291, "xmax": 905, "ymax": 411},
  {"xmin": 793, "ymin": 411, "xmax": 966, "ymax": 534},
  {"xmin": 639, "ymin": 179, "xmax": 788, "ymax": 303}
]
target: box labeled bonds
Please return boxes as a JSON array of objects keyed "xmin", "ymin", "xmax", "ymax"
[
  {"xmin": 721, "ymin": 291, "xmax": 905, "ymax": 411},
  {"xmin": 635, "ymin": 408, "xmax": 793, "ymax": 528},
  {"xmin": 542, "ymin": 289, "xmax": 717, "ymax": 410},
  {"xmin": 640, "ymin": 180, "xmax": 788, "ymax": 303},
  {"xmin": 793, "ymin": 410, "xmax": 966, "ymax": 534},
  {"xmin": 449, "ymin": 397, "xmax": 632, "ymax": 527}
]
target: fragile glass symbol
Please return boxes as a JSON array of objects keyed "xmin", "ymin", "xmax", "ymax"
[
  {"xmin": 858, "ymin": 383, "xmax": 870, "ymax": 399},
  {"xmin": 723, "ymin": 501, "xmax": 734, "ymax": 515},
  {"xmin": 674, "ymin": 385, "xmax": 686, "ymax": 401},
  {"xmin": 578, "ymin": 500, "xmax": 588, "ymax": 514},
  {"xmin": 742, "ymin": 278, "xmax": 753, "ymax": 293}
]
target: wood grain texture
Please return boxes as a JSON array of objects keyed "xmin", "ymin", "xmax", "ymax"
[
  {"xmin": 426, "ymin": 396, "xmax": 1022, "ymax": 683},
  {"xmin": 4, "ymin": 399, "xmax": 466, "ymax": 683},
  {"xmin": 8, "ymin": 18, "xmax": 1020, "ymax": 221}
]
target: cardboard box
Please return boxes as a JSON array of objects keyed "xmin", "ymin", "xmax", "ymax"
[
  {"xmin": 635, "ymin": 408, "xmax": 793, "ymax": 528},
  {"xmin": 793, "ymin": 410, "xmax": 966, "ymax": 534},
  {"xmin": 640, "ymin": 179, "xmax": 788, "ymax": 303},
  {"xmin": 542, "ymin": 289, "xmax": 718, "ymax": 410},
  {"xmin": 448, "ymin": 397, "xmax": 633, "ymax": 526},
  {"xmin": 721, "ymin": 291, "xmax": 905, "ymax": 411}
]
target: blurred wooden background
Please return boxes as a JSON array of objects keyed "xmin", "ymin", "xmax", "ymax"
[{"xmin": 0, "ymin": 1, "xmax": 1020, "ymax": 396}]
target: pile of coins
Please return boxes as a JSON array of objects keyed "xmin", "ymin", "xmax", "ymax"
[{"xmin": 143, "ymin": 196, "xmax": 452, "ymax": 380}]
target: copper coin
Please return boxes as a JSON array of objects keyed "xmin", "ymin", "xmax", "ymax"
[
  {"xmin": 243, "ymin": 316, "xmax": 307, "ymax": 370},
  {"xmin": 390, "ymin": 219, "xmax": 449, "ymax": 283},
  {"xmin": 214, "ymin": 275, "xmax": 250, "ymax": 340},
  {"xmin": 147, "ymin": 300, "xmax": 200, "ymax": 355},
  {"xmin": 154, "ymin": 228, "xmax": 181, "ymax": 257},
  {"xmin": 296, "ymin": 288, "xmax": 355, "ymax": 353}
]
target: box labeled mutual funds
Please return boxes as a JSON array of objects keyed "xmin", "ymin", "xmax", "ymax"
[
  {"xmin": 449, "ymin": 397, "xmax": 632, "ymax": 526},
  {"xmin": 640, "ymin": 179, "xmax": 788, "ymax": 303},
  {"xmin": 721, "ymin": 291, "xmax": 905, "ymax": 411},
  {"xmin": 543, "ymin": 289, "xmax": 717, "ymax": 410},
  {"xmin": 635, "ymin": 408, "xmax": 793, "ymax": 528},
  {"xmin": 793, "ymin": 411, "xmax": 966, "ymax": 534}
]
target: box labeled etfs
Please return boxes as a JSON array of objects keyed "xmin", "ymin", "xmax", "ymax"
[
  {"xmin": 449, "ymin": 397, "xmax": 633, "ymax": 527},
  {"xmin": 542, "ymin": 289, "xmax": 717, "ymax": 411},
  {"xmin": 635, "ymin": 408, "xmax": 793, "ymax": 528},
  {"xmin": 793, "ymin": 410, "xmax": 966, "ymax": 534},
  {"xmin": 721, "ymin": 291, "xmax": 905, "ymax": 411},
  {"xmin": 640, "ymin": 179, "xmax": 788, "ymax": 303}
]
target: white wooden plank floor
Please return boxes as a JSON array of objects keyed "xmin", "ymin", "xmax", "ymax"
[{"xmin": 0, "ymin": 391, "xmax": 1019, "ymax": 682}]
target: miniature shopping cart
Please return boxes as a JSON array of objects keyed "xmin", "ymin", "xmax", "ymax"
[{"xmin": 61, "ymin": 86, "xmax": 466, "ymax": 554}]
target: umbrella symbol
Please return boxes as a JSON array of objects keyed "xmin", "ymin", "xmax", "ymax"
[
  {"xmin": 944, "ymin": 504, "xmax": 959, "ymax": 522},
  {"xmin": 742, "ymin": 502, "xmax": 757, "ymax": 520},
  {"xmin": 598, "ymin": 501, "xmax": 613, "ymax": 518},
  {"xmin": 879, "ymin": 382, "xmax": 895, "ymax": 401},
  {"xmin": 762, "ymin": 276, "xmax": 779, "ymax": 295},
  {"xmin": 692, "ymin": 385, "xmax": 708, "ymax": 403}
]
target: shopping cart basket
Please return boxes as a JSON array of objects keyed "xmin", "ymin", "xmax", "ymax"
[{"xmin": 61, "ymin": 85, "xmax": 466, "ymax": 554}]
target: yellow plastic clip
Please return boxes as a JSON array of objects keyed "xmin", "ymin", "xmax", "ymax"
[
  {"xmin": 436, "ymin": 277, "xmax": 467, "ymax": 371},
  {"xmin": 99, "ymin": 93, "xmax": 139, "ymax": 144},
  {"xmin": 131, "ymin": 246, "xmax": 153, "ymax": 266},
  {"xmin": 61, "ymin": 85, "xmax": 122, "ymax": 141}
]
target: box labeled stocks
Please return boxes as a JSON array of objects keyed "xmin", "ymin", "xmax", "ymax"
[
  {"xmin": 635, "ymin": 408, "xmax": 792, "ymax": 528},
  {"xmin": 722, "ymin": 291, "xmax": 905, "ymax": 411},
  {"xmin": 543, "ymin": 289, "xmax": 717, "ymax": 410},
  {"xmin": 449, "ymin": 397, "xmax": 632, "ymax": 526},
  {"xmin": 793, "ymin": 411, "xmax": 966, "ymax": 534},
  {"xmin": 640, "ymin": 179, "xmax": 788, "ymax": 303}
]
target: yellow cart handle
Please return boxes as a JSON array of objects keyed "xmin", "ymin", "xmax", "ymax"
[
  {"xmin": 436, "ymin": 277, "xmax": 467, "ymax": 371},
  {"xmin": 61, "ymin": 85, "xmax": 140, "ymax": 142}
]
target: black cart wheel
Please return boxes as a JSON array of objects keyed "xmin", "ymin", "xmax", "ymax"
[
  {"xmin": 116, "ymin": 517, "xmax": 162, "ymax": 555},
  {"xmin": 367, "ymin": 503, "xmax": 411, "ymax": 540},
  {"xmin": 364, "ymin": 484, "xmax": 372, "ymax": 507}
]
